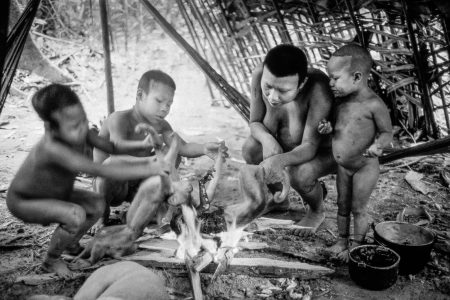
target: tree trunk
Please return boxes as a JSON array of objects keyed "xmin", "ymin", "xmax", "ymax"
[{"xmin": 9, "ymin": 0, "xmax": 71, "ymax": 83}]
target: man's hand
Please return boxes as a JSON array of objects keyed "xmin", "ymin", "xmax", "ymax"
[
  {"xmin": 364, "ymin": 143, "xmax": 383, "ymax": 157},
  {"xmin": 203, "ymin": 142, "xmax": 229, "ymax": 160},
  {"xmin": 260, "ymin": 155, "xmax": 285, "ymax": 184},
  {"xmin": 262, "ymin": 139, "xmax": 283, "ymax": 160},
  {"xmin": 318, "ymin": 119, "xmax": 333, "ymax": 135}
]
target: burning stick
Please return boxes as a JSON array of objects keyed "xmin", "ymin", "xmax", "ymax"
[
  {"xmin": 185, "ymin": 254, "xmax": 204, "ymax": 300},
  {"xmin": 192, "ymin": 251, "xmax": 215, "ymax": 273},
  {"xmin": 209, "ymin": 246, "xmax": 236, "ymax": 285},
  {"xmin": 185, "ymin": 250, "xmax": 216, "ymax": 300}
]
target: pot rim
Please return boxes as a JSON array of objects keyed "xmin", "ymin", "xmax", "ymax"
[
  {"xmin": 374, "ymin": 221, "xmax": 435, "ymax": 247},
  {"xmin": 349, "ymin": 244, "xmax": 400, "ymax": 270}
]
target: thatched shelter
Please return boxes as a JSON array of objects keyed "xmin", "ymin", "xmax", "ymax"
[{"xmin": 144, "ymin": 0, "xmax": 450, "ymax": 140}]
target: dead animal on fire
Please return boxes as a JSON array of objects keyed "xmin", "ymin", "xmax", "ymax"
[{"xmin": 224, "ymin": 164, "xmax": 290, "ymax": 227}]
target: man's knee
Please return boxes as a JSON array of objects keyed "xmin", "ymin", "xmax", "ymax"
[
  {"xmin": 242, "ymin": 136, "xmax": 262, "ymax": 165},
  {"xmin": 289, "ymin": 164, "xmax": 318, "ymax": 193},
  {"xmin": 89, "ymin": 195, "xmax": 106, "ymax": 219},
  {"xmin": 64, "ymin": 205, "xmax": 87, "ymax": 233}
]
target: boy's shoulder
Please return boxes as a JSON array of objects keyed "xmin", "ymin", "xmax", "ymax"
[
  {"xmin": 305, "ymin": 68, "xmax": 331, "ymax": 92},
  {"xmin": 307, "ymin": 68, "xmax": 329, "ymax": 82},
  {"xmin": 107, "ymin": 109, "xmax": 134, "ymax": 121},
  {"xmin": 103, "ymin": 109, "xmax": 134, "ymax": 128},
  {"xmin": 365, "ymin": 89, "xmax": 387, "ymax": 109}
]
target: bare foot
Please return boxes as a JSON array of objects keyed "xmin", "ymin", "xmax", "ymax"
[
  {"xmin": 292, "ymin": 210, "xmax": 325, "ymax": 237},
  {"xmin": 69, "ymin": 258, "xmax": 92, "ymax": 270},
  {"xmin": 336, "ymin": 249, "xmax": 349, "ymax": 262},
  {"xmin": 328, "ymin": 238, "xmax": 348, "ymax": 256},
  {"xmin": 88, "ymin": 219, "xmax": 105, "ymax": 236},
  {"xmin": 42, "ymin": 257, "xmax": 73, "ymax": 279}
]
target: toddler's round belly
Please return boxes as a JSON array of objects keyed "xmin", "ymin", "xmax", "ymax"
[{"xmin": 332, "ymin": 143, "xmax": 368, "ymax": 170}]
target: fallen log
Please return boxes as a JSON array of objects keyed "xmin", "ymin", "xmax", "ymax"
[
  {"xmin": 123, "ymin": 251, "xmax": 334, "ymax": 279},
  {"xmin": 380, "ymin": 136, "xmax": 450, "ymax": 164}
]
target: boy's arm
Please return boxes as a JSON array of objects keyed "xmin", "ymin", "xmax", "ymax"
[
  {"xmin": 249, "ymin": 64, "xmax": 283, "ymax": 158},
  {"xmin": 88, "ymin": 128, "xmax": 152, "ymax": 155},
  {"xmin": 162, "ymin": 124, "xmax": 227, "ymax": 160},
  {"xmin": 366, "ymin": 100, "xmax": 393, "ymax": 156},
  {"xmin": 263, "ymin": 78, "xmax": 333, "ymax": 170},
  {"xmin": 48, "ymin": 142, "xmax": 167, "ymax": 180}
]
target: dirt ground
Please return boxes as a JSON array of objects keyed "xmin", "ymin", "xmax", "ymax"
[{"xmin": 0, "ymin": 33, "xmax": 449, "ymax": 300}]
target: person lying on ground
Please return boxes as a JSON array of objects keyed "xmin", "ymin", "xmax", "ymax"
[
  {"xmin": 319, "ymin": 44, "xmax": 393, "ymax": 261},
  {"xmin": 241, "ymin": 44, "xmax": 336, "ymax": 236},
  {"xmin": 92, "ymin": 69, "xmax": 228, "ymax": 233},
  {"xmin": 6, "ymin": 84, "xmax": 169, "ymax": 278}
]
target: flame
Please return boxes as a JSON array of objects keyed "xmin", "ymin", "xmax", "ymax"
[
  {"xmin": 175, "ymin": 205, "xmax": 247, "ymax": 261},
  {"xmin": 176, "ymin": 204, "xmax": 203, "ymax": 259}
]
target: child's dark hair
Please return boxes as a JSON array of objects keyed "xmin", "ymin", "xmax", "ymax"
[
  {"xmin": 263, "ymin": 44, "xmax": 308, "ymax": 85},
  {"xmin": 31, "ymin": 84, "xmax": 81, "ymax": 129},
  {"xmin": 138, "ymin": 70, "xmax": 176, "ymax": 94},
  {"xmin": 332, "ymin": 44, "xmax": 373, "ymax": 75}
]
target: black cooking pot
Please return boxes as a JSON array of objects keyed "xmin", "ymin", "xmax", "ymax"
[
  {"xmin": 373, "ymin": 221, "xmax": 435, "ymax": 274},
  {"xmin": 349, "ymin": 245, "xmax": 400, "ymax": 290}
]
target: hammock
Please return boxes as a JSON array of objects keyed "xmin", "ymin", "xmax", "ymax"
[{"xmin": 0, "ymin": 0, "xmax": 41, "ymax": 116}]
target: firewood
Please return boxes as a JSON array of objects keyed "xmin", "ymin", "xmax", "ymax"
[{"xmin": 124, "ymin": 251, "xmax": 334, "ymax": 279}]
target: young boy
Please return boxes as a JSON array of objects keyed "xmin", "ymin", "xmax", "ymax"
[
  {"xmin": 92, "ymin": 70, "xmax": 227, "ymax": 232},
  {"xmin": 319, "ymin": 44, "xmax": 393, "ymax": 261},
  {"xmin": 7, "ymin": 84, "xmax": 169, "ymax": 278}
]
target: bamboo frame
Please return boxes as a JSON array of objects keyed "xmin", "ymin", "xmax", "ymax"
[{"xmin": 148, "ymin": 0, "xmax": 450, "ymax": 136}]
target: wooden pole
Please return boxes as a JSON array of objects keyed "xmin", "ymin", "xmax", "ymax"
[
  {"xmin": 198, "ymin": 0, "xmax": 251, "ymax": 89},
  {"xmin": 380, "ymin": 136, "xmax": 450, "ymax": 164},
  {"xmin": 0, "ymin": 0, "xmax": 9, "ymax": 84},
  {"xmin": 271, "ymin": 0, "xmax": 292, "ymax": 44},
  {"xmin": 177, "ymin": 0, "xmax": 215, "ymax": 100},
  {"xmin": 216, "ymin": 0, "xmax": 255, "ymax": 73},
  {"xmin": 428, "ymin": 30, "xmax": 450, "ymax": 131},
  {"xmin": 99, "ymin": 0, "xmax": 115, "ymax": 115},
  {"xmin": 344, "ymin": 0, "xmax": 365, "ymax": 46},
  {"xmin": 401, "ymin": 0, "xmax": 438, "ymax": 138},
  {"xmin": 186, "ymin": 0, "xmax": 246, "ymax": 93},
  {"xmin": 123, "ymin": 0, "xmax": 128, "ymax": 52}
]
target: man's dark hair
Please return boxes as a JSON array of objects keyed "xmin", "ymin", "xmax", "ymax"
[
  {"xmin": 31, "ymin": 83, "xmax": 81, "ymax": 129},
  {"xmin": 138, "ymin": 70, "xmax": 176, "ymax": 93},
  {"xmin": 332, "ymin": 44, "xmax": 373, "ymax": 75},
  {"xmin": 263, "ymin": 44, "xmax": 308, "ymax": 84}
]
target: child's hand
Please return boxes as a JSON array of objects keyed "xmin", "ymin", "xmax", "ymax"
[
  {"xmin": 203, "ymin": 142, "xmax": 229, "ymax": 160},
  {"xmin": 318, "ymin": 119, "xmax": 332, "ymax": 134},
  {"xmin": 135, "ymin": 123, "xmax": 163, "ymax": 149},
  {"xmin": 363, "ymin": 144, "xmax": 383, "ymax": 157}
]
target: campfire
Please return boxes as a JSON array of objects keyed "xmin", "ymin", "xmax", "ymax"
[{"xmin": 175, "ymin": 202, "xmax": 247, "ymax": 300}]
